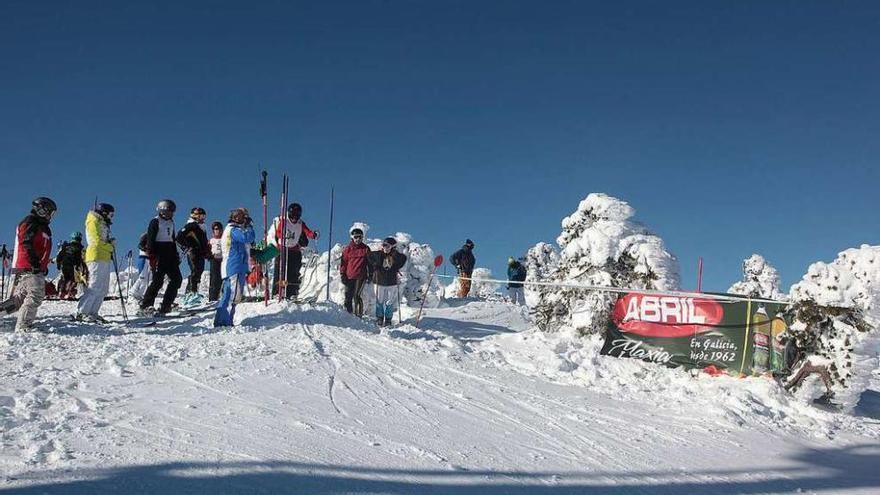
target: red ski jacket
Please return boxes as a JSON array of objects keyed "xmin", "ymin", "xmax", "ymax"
[
  {"xmin": 13, "ymin": 214, "xmax": 53, "ymax": 273},
  {"xmin": 340, "ymin": 242, "xmax": 370, "ymax": 281}
]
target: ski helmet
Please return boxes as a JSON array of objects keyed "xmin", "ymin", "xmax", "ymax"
[
  {"xmin": 464, "ymin": 239, "xmax": 475, "ymax": 249},
  {"xmin": 287, "ymin": 203, "xmax": 302, "ymax": 219},
  {"xmin": 32, "ymin": 197, "xmax": 57, "ymax": 219},
  {"xmin": 95, "ymin": 203, "xmax": 115, "ymax": 223},
  {"xmin": 350, "ymin": 227, "xmax": 364, "ymax": 238},
  {"xmin": 95, "ymin": 202, "xmax": 114, "ymax": 214},
  {"xmin": 157, "ymin": 199, "xmax": 176, "ymax": 219},
  {"xmin": 70, "ymin": 231, "xmax": 83, "ymax": 242}
]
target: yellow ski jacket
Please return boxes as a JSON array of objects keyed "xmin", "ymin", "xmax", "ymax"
[{"xmin": 84, "ymin": 211, "xmax": 113, "ymax": 263}]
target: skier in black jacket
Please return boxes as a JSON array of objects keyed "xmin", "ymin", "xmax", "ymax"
[
  {"xmin": 56, "ymin": 232, "xmax": 87, "ymax": 300},
  {"xmin": 138, "ymin": 199, "xmax": 182, "ymax": 316},
  {"xmin": 177, "ymin": 207, "xmax": 210, "ymax": 299},
  {"xmin": 367, "ymin": 237, "xmax": 407, "ymax": 326},
  {"xmin": 450, "ymin": 239, "xmax": 476, "ymax": 297}
]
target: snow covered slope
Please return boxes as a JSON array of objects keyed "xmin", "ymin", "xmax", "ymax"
[{"xmin": 2, "ymin": 299, "xmax": 879, "ymax": 494}]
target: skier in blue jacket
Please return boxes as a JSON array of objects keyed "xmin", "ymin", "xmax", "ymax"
[
  {"xmin": 507, "ymin": 256, "xmax": 527, "ymax": 306},
  {"xmin": 214, "ymin": 208, "xmax": 256, "ymax": 327}
]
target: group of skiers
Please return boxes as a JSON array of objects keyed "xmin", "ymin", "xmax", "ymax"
[
  {"xmin": 338, "ymin": 229, "xmax": 407, "ymax": 326},
  {"xmin": 1, "ymin": 196, "xmax": 529, "ymax": 333}
]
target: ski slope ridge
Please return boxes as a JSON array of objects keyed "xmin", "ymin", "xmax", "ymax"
[{"xmin": 1, "ymin": 299, "xmax": 879, "ymax": 494}]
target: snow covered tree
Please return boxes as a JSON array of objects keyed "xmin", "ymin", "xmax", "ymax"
[
  {"xmin": 728, "ymin": 254, "xmax": 784, "ymax": 300},
  {"xmin": 524, "ymin": 242, "xmax": 560, "ymax": 306},
  {"xmin": 784, "ymin": 245, "xmax": 880, "ymax": 411},
  {"xmin": 533, "ymin": 193, "xmax": 680, "ymax": 335}
]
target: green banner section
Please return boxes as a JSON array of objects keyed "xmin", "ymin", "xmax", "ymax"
[{"xmin": 601, "ymin": 292, "xmax": 792, "ymax": 376}]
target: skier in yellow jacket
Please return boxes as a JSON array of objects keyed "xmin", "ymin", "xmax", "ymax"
[{"xmin": 75, "ymin": 203, "xmax": 115, "ymax": 322}]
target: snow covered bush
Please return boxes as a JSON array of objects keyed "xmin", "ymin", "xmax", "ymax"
[
  {"xmin": 471, "ymin": 268, "xmax": 499, "ymax": 298},
  {"xmin": 444, "ymin": 268, "xmax": 498, "ymax": 299},
  {"xmin": 728, "ymin": 254, "xmax": 784, "ymax": 300},
  {"xmin": 784, "ymin": 244, "xmax": 880, "ymax": 412},
  {"xmin": 524, "ymin": 242, "xmax": 560, "ymax": 306},
  {"xmin": 390, "ymin": 232, "xmax": 444, "ymax": 307},
  {"xmin": 533, "ymin": 193, "xmax": 680, "ymax": 335}
]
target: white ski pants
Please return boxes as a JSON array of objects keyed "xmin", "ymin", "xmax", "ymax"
[{"xmin": 78, "ymin": 261, "xmax": 111, "ymax": 316}]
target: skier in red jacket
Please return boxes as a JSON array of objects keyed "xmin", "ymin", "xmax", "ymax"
[
  {"xmin": 339, "ymin": 227, "xmax": 370, "ymax": 316},
  {"xmin": 0, "ymin": 197, "xmax": 56, "ymax": 331}
]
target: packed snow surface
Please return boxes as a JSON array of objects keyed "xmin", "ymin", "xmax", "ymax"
[{"xmin": 2, "ymin": 299, "xmax": 879, "ymax": 494}]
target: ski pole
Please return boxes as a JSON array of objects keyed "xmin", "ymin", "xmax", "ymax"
[
  {"xmin": 125, "ymin": 250, "xmax": 133, "ymax": 295},
  {"xmin": 111, "ymin": 247, "xmax": 129, "ymax": 323},
  {"xmin": 325, "ymin": 186, "xmax": 334, "ymax": 302},
  {"xmin": 397, "ymin": 283, "xmax": 402, "ymax": 325},
  {"xmin": 0, "ymin": 244, "xmax": 7, "ymax": 300},
  {"xmin": 261, "ymin": 169, "xmax": 269, "ymax": 306}
]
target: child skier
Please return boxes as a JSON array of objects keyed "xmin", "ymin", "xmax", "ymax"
[
  {"xmin": 138, "ymin": 199, "xmax": 182, "ymax": 316},
  {"xmin": 55, "ymin": 232, "xmax": 86, "ymax": 300},
  {"xmin": 214, "ymin": 208, "xmax": 256, "ymax": 327},
  {"xmin": 0, "ymin": 197, "xmax": 56, "ymax": 331},
  {"xmin": 208, "ymin": 221, "xmax": 223, "ymax": 302},
  {"xmin": 339, "ymin": 227, "xmax": 370, "ymax": 316},
  {"xmin": 76, "ymin": 203, "xmax": 116, "ymax": 322},
  {"xmin": 267, "ymin": 202, "xmax": 319, "ymax": 300},
  {"xmin": 367, "ymin": 237, "xmax": 407, "ymax": 327},
  {"xmin": 177, "ymin": 207, "xmax": 210, "ymax": 306}
]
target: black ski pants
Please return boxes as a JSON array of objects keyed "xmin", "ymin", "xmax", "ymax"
[
  {"xmin": 208, "ymin": 258, "xmax": 222, "ymax": 302},
  {"xmin": 273, "ymin": 248, "xmax": 302, "ymax": 299},
  {"xmin": 343, "ymin": 277, "xmax": 367, "ymax": 316},
  {"xmin": 141, "ymin": 257, "xmax": 183, "ymax": 313},
  {"xmin": 186, "ymin": 252, "xmax": 205, "ymax": 294}
]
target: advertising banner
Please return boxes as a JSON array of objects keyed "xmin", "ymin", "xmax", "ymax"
[{"xmin": 601, "ymin": 292, "xmax": 792, "ymax": 376}]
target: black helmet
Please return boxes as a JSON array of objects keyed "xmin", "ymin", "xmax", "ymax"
[
  {"xmin": 157, "ymin": 199, "xmax": 176, "ymax": 219},
  {"xmin": 32, "ymin": 197, "xmax": 57, "ymax": 219},
  {"xmin": 95, "ymin": 202, "xmax": 114, "ymax": 214},
  {"xmin": 287, "ymin": 202, "xmax": 302, "ymax": 215},
  {"xmin": 350, "ymin": 227, "xmax": 364, "ymax": 237},
  {"xmin": 190, "ymin": 207, "xmax": 206, "ymax": 220},
  {"xmin": 464, "ymin": 239, "xmax": 474, "ymax": 249}
]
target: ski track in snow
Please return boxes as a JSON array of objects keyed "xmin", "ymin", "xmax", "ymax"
[{"xmin": 1, "ymin": 299, "xmax": 879, "ymax": 494}]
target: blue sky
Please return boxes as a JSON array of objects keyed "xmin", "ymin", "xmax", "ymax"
[{"xmin": 1, "ymin": 1, "xmax": 878, "ymax": 292}]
